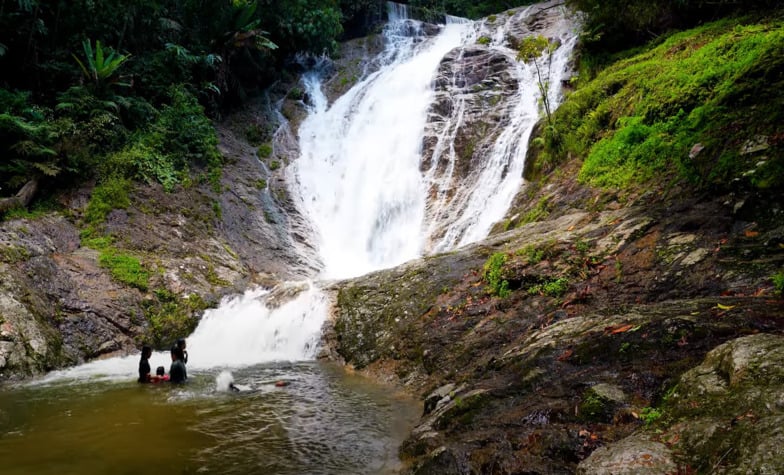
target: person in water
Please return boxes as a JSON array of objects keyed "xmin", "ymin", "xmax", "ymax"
[
  {"xmin": 176, "ymin": 337, "xmax": 188, "ymax": 364},
  {"xmin": 169, "ymin": 345, "xmax": 187, "ymax": 383},
  {"xmin": 155, "ymin": 366, "xmax": 170, "ymax": 382},
  {"xmin": 138, "ymin": 346, "xmax": 153, "ymax": 383}
]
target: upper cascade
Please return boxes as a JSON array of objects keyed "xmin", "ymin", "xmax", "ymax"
[{"xmin": 292, "ymin": 0, "xmax": 578, "ymax": 278}]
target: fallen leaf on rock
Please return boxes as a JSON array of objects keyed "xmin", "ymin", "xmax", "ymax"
[
  {"xmin": 556, "ymin": 349, "xmax": 573, "ymax": 361},
  {"xmin": 744, "ymin": 230, "xmax": 759, "ymax": 237},
  {"xmin": 606, "ymin": 324, "xmax": 634, "ymax": 334},
  {"xmin": 715, "ymin": 303, "xmax": 735, "ymax": 310}
]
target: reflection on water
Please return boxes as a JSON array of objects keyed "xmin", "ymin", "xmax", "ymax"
[{"xmin": 0, "ymin": 362, "xmax": 420, "ymax": 475}]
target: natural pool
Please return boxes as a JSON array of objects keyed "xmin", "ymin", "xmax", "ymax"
[{"xmin": 0, "ymin": 362, "xmax": 420, "ymax": 475}]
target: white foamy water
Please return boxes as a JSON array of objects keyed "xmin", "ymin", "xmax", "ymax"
[{"xmin": 292, "ymin": 13, "xmax": 474, "ymax": 280}]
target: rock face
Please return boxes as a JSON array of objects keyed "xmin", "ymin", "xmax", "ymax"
[
  {"xmin": 421, "ymin": 1, "xmax": 574, "ymax": 248},
  {"xmin": 327, "ymin": 184, "xmax": 784, "ymax": 473},
  {"xmin": 0, "ymin": 92, "xmax": 318, "ymax": 379}
]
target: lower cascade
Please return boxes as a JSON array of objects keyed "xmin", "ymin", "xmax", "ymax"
[{"xmin": 41, "ymin": 1, "xmax": 577, "ymax": 380}]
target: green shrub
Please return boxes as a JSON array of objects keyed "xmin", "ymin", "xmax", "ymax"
[
  {"xmin": 639, "ymin": 406, "xmax": 663, "ymax": 425},
  {"xmin": 269, "ymin": 160, "xmax": 281, "ymax": 171},
  {"xmin": 528, "ymin": 277, "xmax": 569, "ymax": 297},
  {"xmin": 483, "ymin": 252, "xmax": 510, "ymax": 298},
  {"xmin": 258, "ymin": 142, "xmax": 273, "ymax": 158},
  {"xmin": 245, "ymin": 124, "xmax": 268, "ymax": 145},
  {"xmin": 773, "ymin": 271, "xmax": 784, "ymax": 295},
  {"xmin": 519, "ymin": 244, "xmax": 545, "ymax": 264},
  {"xmin": 288, "ymin": 87, "xmax": 304, "ymax": 100},
  {"xmin": 477, "ymin": 36, "xmax": 491, "ymax": 45}
]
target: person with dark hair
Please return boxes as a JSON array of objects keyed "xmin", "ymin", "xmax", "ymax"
[
  {"xmin": 138, "ymin": 346, "xmax": 153, "ymax": 383},
  {"xmin": 176, "ymin": 338, "xmax": 188, "ymax": 364},
  {"xmin": 155, "ymin": 366, "xmax": 170, "ymax": 382},
  {"xmin": 169, "ymin": 345, "xmax": 187, "ymax": 383}
]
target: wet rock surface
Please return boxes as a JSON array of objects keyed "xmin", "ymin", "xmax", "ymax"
[
  {"xmin": 328, "ymin": 178, "xmax": 784, "ymax": 473},
  {"xmin": 0, "ymin": 93, "xmax": 314, "ymax": 379}
]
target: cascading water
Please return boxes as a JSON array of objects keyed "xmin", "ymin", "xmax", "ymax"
[
  {"xmin": 292, "ymin": 11, "xmax": 474, "ymax": 279},
  {"xmin": 40, "ymin": 1, "xmax": 577, "ymax": 378}
]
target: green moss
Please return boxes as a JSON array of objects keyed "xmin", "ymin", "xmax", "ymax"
[
  {"xmin": 254, "ymin": 179, "xmax": 267, "ymax": 189},
  {"xmin": 288, "ymin": 87, "xmax": 304, "ymax": 101},
  {"xmin": 205, "ymin": 264, "xmax": 230, "ymax": 286},
  {"xmin": 519, "ymin": 197, "xmax": 550, "ymax": 225},
  {"xmin": 144, "ymin": 288, "xmax": 211, "ymax": 348},
  {"xmin": 539, "ymin": 17, "xmax": 784, "ymax": 190},
  {"xmin": 2, "ymin": 197, "xmax": 62, "ymax": 221},
  {"xmin": 0, "ymin": 245, "xmax": 30, "ymax": 263},
  {"xmin": 477, "ymin": 36, "xmax": 491, "ymax": 45},
  {"xmin": 98, "ymin": 248, "xmax": 149, "ymax": 290},
  {"xmin": 85, "ymin": 177, "xmax": 131, "ymax": 225},
  {"xmin": 517, "ymin": 244, "xmax": 545, "ymax": 264},
  {"xmin": 269, "ymin": 160, "xmax": 281, "ymax": 171},
  {"xmin": 81, "ymin": 235, "xmax": 113, "ymax": 250},
  {"xmin": 579, "ymin": 391, "xmax": 610, "ymax": 422},
  {"xmin": 434, "ymin": 391, "xmax": 489, "ymax": 430}
]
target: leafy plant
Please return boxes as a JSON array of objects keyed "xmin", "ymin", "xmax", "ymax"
[
  {"xmin": 527, "ymin": 277, "xmax": 569, "ymax": 298},
  {"xmin": 483, "ymin": 252, "xmax": 510, "ymax": 298},
  {"xmin": 517, "ymin": 35, "xmax": 557, "ymax": 124},
  {"xmin": 258, "ymin": 143, "xmax": 273, "ymax": 158},
  {"xmin": 773, "ymin": 271, "xmax": 784, "ymax": 295},
  {"xmin": 72, "ymin": 39, "xmax": 131, "ymax": 91},
  {"xmin": 639, "ymin": 406, "xmax": 663, "ymax": 425}
]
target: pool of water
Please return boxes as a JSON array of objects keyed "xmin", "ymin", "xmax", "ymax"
[{"xmin": 0, "ymin": 362, "xmax": 420, "ymax": 475}]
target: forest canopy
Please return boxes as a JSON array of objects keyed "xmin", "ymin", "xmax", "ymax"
[{"xmin": 0, "ymin": 0, "xmax": 386, "ymax": 209}]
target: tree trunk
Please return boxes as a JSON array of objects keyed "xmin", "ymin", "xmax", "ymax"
[{"xmin": 0, "ymin": 178, "xmax": 39, "ymax": 213}]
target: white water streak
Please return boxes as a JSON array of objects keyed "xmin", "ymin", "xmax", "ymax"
[
  {"xmin": 292, "ymin": 11, "xmax": 474, "ymax": 279},
  {"xmin": 428, "ymin": 5, "xmax": 578, "ymax": 250}
]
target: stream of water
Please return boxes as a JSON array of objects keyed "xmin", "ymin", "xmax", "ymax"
[{"xmin": 0, "ymin": 3, "xmax": 577, "ymax": 474}]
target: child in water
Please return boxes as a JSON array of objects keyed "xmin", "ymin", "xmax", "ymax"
[{"xmin": 154, "ymin": 366, "xmax": 170, "ymax": 382}]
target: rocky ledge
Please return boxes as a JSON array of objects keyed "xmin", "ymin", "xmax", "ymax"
[{"xmin": 325, "ymin": 183, "xmax": 784, "ymax": 473}]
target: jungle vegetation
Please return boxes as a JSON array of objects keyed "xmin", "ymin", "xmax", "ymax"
[{"xmin": 0, "ymin": 0, "xmax": 386, "ymax": 212}]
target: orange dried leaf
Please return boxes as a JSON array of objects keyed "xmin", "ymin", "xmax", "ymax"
[
  {"xmin": 608, "ymin": 324, "xmax": 634, "ymax": 334},
  {"xmin": 557, "ymin": 349, "xmax": 573, "ymax": 361}
]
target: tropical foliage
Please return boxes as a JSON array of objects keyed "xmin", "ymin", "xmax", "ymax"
[
  {"xmin": 536, "ymin": 15, "xmax": 784, "ymax": 190},
  {"xmin": 0, "ymin": 0, "xmax": 386, "ymax": 210}
]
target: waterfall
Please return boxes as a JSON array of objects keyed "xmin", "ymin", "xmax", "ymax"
[
  {"xmin": 43, "ymin": 2, "xmax": 577, "ymax": 381},
  {"xmin": 292, "ymin": 5, "xmax": 474, "ymax": 279}
]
